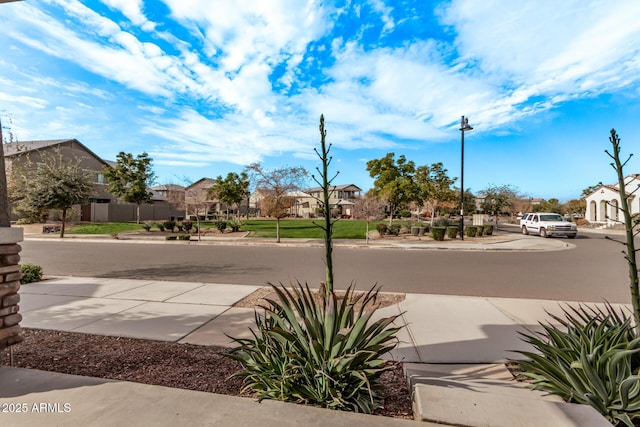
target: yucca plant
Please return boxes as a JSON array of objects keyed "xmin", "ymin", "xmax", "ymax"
[
  {"xmin": 514, "ymin": 304, "xmax": 640, "ymax": 426},
  {"xmin": 228, "ymin": 281, "xmax": 401, "ymax": 413}
]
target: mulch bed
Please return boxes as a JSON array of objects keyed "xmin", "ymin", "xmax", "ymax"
[{"xmin": 2, "ymin": 328, "xmax": 413, "ymax": 420}]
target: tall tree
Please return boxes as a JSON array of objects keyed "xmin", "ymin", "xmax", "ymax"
[
  {"xmin": 247, "ymin": 163, "xmax": 307, "ymax": 243},
  {"xmin": 209, "ymin": 172, "xmax": 250, "ymax": 219},
  {"xmin": 104, "ymin": 152, "xmax": 155, "ymax": 224},
  {"xmin": 480, "ymin": 184, "xmax": 520, "ymax": 226},
  {"xmin": 366, "ymin": 153, "xmax": 417, "ymax": 225},
  {"xmin": 10, "ymin": 148, "xmax": 95, "ymax": 238},
  {"xmin": 415, "ymin": 162, "xmax": 456, "ymax": 226}
]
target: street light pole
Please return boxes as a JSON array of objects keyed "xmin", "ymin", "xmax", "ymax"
[{"xmin": 459, "ymin": 116, "xmax": 473, "ymax": 240}]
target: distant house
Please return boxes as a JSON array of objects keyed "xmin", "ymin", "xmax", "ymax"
[
  {"xmin": 185, "ymin": 178, "xmax": 221, "ymax": 219},
  {"xmin": 298, "ymin": 184, "xmax": 362, "ymax": 218},
  {"xmin": 5, "ymin": 139, "xmax": 182, "ymax": 222},
  {"xmin": 584, "ymin": 175, "xmax": 640, "ymax": 224}
]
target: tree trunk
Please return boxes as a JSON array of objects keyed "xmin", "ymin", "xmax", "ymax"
[
  {"xmin": 136, "ymin": 204, "xmax": 141, "ymax": 224},
  {"xmin": 276, "ymin": 217, "xmax": 281, "ymax": 243},
  {"xmin": 60, "ymin": 208, "xmax": 67, "ymax": 238}
]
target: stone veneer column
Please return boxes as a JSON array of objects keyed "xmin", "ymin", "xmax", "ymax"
[{"xmin": 0, "ymin": 228, "xmax": 24, "ymax": 352}]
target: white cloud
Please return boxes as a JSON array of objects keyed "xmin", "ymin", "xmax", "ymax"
[{"xmin": 101, "ymin": 0, "xmax": 157, "ymax": 31}]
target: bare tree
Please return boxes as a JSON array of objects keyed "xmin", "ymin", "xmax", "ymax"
[
  {"xmin": 246, "ymin": 163, "xmax": 307, "ymax": 243},
  {"xmin": 352, "ymin": 191, "xmax": 385, "ymax": 245}
]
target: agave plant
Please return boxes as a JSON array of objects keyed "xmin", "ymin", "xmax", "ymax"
[
  {"xmin": 515, "ymin": 304, "xmax": 640, "ymax": 426},
  {"xmin": 228, "ymin": 281, "xmax": 402, "ymax": 413}
]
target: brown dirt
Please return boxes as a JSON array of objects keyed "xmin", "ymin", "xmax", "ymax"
[
  {"xmin": 233, "ymin": 286, "xmax": 406, "ymax": 310},
  {"xmin": 2, "ymin": 329, "xmax": 413, "ymax": 420}
]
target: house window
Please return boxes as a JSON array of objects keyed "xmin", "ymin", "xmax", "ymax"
[{"xmin": 97, "ymin": 173, "xmax": 105, "ymax": 184}]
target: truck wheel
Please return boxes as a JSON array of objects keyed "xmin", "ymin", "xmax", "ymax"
[
  {"xmin": 522, "ymin": 226, "xmax": 529, "ymax": 235},
  {"xmin": 540, "ymin": 228, "xmax": 548, "ymax": 238}
]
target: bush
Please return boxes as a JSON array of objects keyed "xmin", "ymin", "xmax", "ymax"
[
  {"xmin": 156, "ymin": 223, "xmax": 165, "ymax": 232},
  {"xmin": 446, "ymin": 226, "xmax": 459, "ymax": 239},
  {"xmin": 165, "ymin": 235, "xmax": 177, "ymax": 240},
  {"xmin": 514, "ymin": 304, "xmax": 640, "ymax": 426},
  {"xmin": 177, "ymin": 234, "xmax": 191, "ymax": 240},
  {"xmin": 163, "ymin": 220, "xmax": 176, "ymax": 232},
  {"xmin": 181, "ymin": 220, "xmax": 193, "ymax": 232},
  {"xmin": 20, "ymin": 263, "xmax": 43, "ymax": 284},
  {"xmin": 433, "ymin": 217, "xmax": 452, "ymax": 227},
  {"xmin": 400, "ymin": 210, "xmax": 411, "ymax": 218},
  {"xmin": 465, "ymin": 225, "xmax": 478, "ymax": 237},
  {"xmin": 215, "ymin": 220, "xmax": 228, "ymax": 232},
  {"xmin": 483, "ymin": 224, "xmax": 494, "ymax": 235},
  {"xmin": 142, "ymin": 222, "xmax": 153, "ymax": 232},
  {"xmin": 376, "ymin": 223, "xmax": 388, "ymax": 237},
  {"xmin": 431, "ymin": 226, "xmax": 446, "ymax": 241},
  {"xmin": 388, "ymin": 224, "xmax": 400, "ymax": 236},
  {"xmin": 228, "ymin": 219, "xmax": 242, "ymax": 232},
  {"xmin": 228, "ymin": 282, "xmax": 401, "ymax": 413}
]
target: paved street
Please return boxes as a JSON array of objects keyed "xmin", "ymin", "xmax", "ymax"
[{"xmin": 20, "ymin": 228, "xmax": 631, "ymax": 303}]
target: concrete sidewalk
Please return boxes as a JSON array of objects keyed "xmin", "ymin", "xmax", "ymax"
[{"xmin": 4, "ymin": 276, "xmax": 619, "ymax": 425}]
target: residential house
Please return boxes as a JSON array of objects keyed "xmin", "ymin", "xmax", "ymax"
[
  {"xmin": 297, "ymin": 184, "xmax": 362, "ymax": 218},
  {"xmin": 584, "ymin": 174, "xmax": 640, "ymax": 224},
  {"xmin": 5, "ymin": 139, "xmax": 182, "ymax": 222},
  {"xmin": 185, "ymin": 178, "xmax": 223, "ymax": 219}
]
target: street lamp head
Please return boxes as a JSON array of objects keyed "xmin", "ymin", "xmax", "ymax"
[{"xmin": 460, "ymin": 115, "xmax": 473, "ymax": 131}]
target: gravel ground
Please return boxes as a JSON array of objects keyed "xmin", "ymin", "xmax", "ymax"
[{"xmin": 2, "ymin": 328, "xmax": 413, "ymax": 420}]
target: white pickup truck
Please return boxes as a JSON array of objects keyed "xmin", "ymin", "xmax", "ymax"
[{"xmin": 521, "ymin": 212, "xmax": 577, "ymax": 238}]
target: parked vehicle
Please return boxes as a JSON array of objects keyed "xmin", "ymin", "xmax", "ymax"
[{"xmin": 521, "ymin": 212, "xmax": 577, "ymax": 238}]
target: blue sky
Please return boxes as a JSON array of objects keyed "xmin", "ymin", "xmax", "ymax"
[{"xmin": 1, "ymin": 0, "xmax": 640, "ymax": 202}]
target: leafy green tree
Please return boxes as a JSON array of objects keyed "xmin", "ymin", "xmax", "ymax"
[
  {"xmin": 415, "ymin": 162, "xmax": 456, "ymax": 225},
  {"xmin": 209, "ymin": 172, "xmax": 250, "ymax": 219},
  {"xmin": 10, "ymin": 148, "xmax": 95, "ymax": 238},
  {"xmin": 247, "ymin": 163, "xmax": 307, "ymax": 243},
  {"xmin": 104, "ymin": 152, "xmax": 155, "ymax": 224},
  {"xmin": 535, "ymin": 198, "xmax": 564, "ymax": 214},
  {"xmin": 461, "ymin": 188, "xmax": 476, "ymax": 217},
  {"xmin": 581, "ymin": 182, "xmax": 604, "ymax": 198},
  {"xmin": 366, "ymin": 153, "xmax": 417, "ymax": 225}
]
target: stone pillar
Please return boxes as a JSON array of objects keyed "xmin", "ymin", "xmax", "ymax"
[{"xmin": 0, "ymin": 228, "xmax": 24, "ymax": 351}]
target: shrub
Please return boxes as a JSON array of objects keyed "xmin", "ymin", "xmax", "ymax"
[
  {"xmin": 228, "ymin": 219, "xmax": 242, "ymax": 232},
  {"xmin": 576, "ymin": 218, "xmax": 590, "ymax": 227},
  {"xmin": 181, "ymin": 220, "xmax": 193, "ymax": 232},
  {"xmin": 228, "ymin": 282, "xmax": 401, "ymax": 413},
  {"xmin": 388, "ymin": 224, "xmax": 400, "ymax": 236},
  {"xmin": 433, "ymin": 217, "xmax": 451, "ymax": 227},
  {"xmin": 446, "ymin": 226, "xmax": 459, "ymax": 239},
  {"xmin": 465, "ymin": 225, "xmax": 478, "ymax": 237},
  {"xmin": 165, "ymin": 235, "xmax": 177, "ymax": 240},
  {"xmin": 375, "ymin": 223, "xmax": 388, "ymax": 237},
  {"xmin": 514, "ymin": 304, "xmax": 640, "ymax": 426},
  {"xmin": 483, "ymin": 224, "xmax": 494, "ymax": 235},
  {"xmin": 177, "ymin": 234, "xmax": 191, "ymax": 240},
  {"xmin": 400, "ymin": 210, "xmax": 411, "ymax": 218},
  {"xmin": 163, "ymin": 220, "xmax": 176, "ymax": 232},
  {"xmin": 141, "ymin": 222, "xmax": 153, "ymax": 232},
  {"xmin": 20, "ymin": 263, "xmax": 43, "ymax": 284},
  {"xmin": 431, "ymin": 226, "xmax": 446, "ymax": 241},
  {"xmin": 156, "ymin": 223, "xmax": 165, "ymax": 232},
  {"xmin": 215, "ymin": 220, "xmax": 228, "ymax": 232}
]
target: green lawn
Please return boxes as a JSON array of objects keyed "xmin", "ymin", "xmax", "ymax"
[
  {"xmin": 239, "ymin": 219, "xmax": 369, "ymax": 239},
  {"xmin": 66, "ymin": 222, "xmax": 146, "ymax": 234},
  {"xmin": 66, "ymin": 219, "xmax": 413, "ymax": 239}
]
